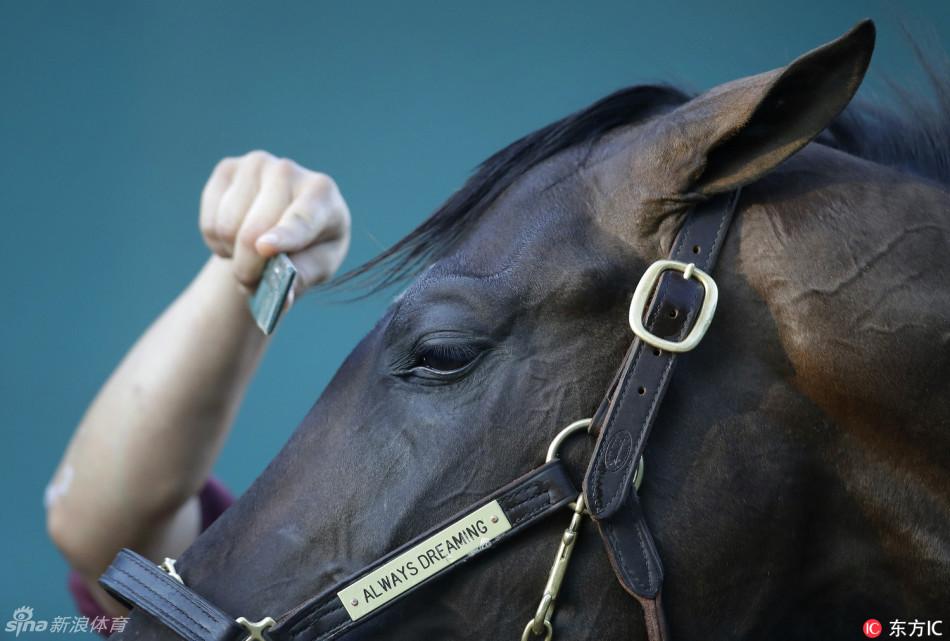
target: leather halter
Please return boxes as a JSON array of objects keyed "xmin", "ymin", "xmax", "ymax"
[
  {"xmin": 584, "ymin": 189, "xmax": 740, "ymax": 639},
  {"xmin": 100, "ymin": 190, "xmax": 740, "ymax": 641}
]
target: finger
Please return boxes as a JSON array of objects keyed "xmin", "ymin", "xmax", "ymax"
[
  {"xmin": 288, "ymin": 234, "xmax": 350, "ymax": 294},
  {"xmin": 255, "ymin": 204, "xmax": 337, "ymax": 258},
  {"xmin": 282, "ymin": 286, "xmax": 296, "ymax": 313},
  {"xmin": 232, "ymin": 162, "xmax": 295, "ymax": 289},
  {"xmin": 199, "ymin": 158, "xmax": 238, "ymax": 256},
  {"xmin": 213, "ymin": 151, "xmax": 272, "ymax": 257},
  {"xmin": 255, "ymin": 180, "xmax": 350, "ymax": 257}
]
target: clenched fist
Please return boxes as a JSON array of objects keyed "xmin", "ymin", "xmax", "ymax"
[{"xmin": 199, "ymin": 150, "xmax": 351, "ymax": 297}]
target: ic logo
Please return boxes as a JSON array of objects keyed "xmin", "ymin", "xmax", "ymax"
[{"xmin": 863, "ymin": 619, "xmax": 882, "ymax": 638}]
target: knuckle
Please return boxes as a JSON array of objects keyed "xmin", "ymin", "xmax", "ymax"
[
  {"xmin": 286, "ymin": 209, "xmax": 311, "ymax": 228},
  {"xmin": 236, "ymin": 225, "xmax": 261, "ymax": 249},
  {"xmin": 215, "ymin": 219, "xmax": 237, "ymax": 244},
  {"xmin": 212, "ymin": 156, "xmax": 237, "ymax": 175},
  {"xmin": 321, "ymin": 203, "xmax": 350, "ymax": 238},
  {"xmin": 243, "ymin": 149, "xmax": 273, "ymax": 166},
  {"xmin": 204, "ymin": 158, "xmax": 236, "ymax": 195},
  {"xmin": 301, "ymin": 172, "xmax": 335, "ymax": 198},
  {"xmin": 270, "ymin": 157, "xmax": 298, "ymax": 179},
  {"xmin": 337, "ymin": 202, "xmax": 352, "ymax": 229},
  {"xmin": 200, "ymin": 220, "xmax": 216, "ymax": 240}
]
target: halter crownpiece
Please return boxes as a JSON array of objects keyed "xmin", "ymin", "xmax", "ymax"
[
  {"xmin": 100, "ymin": 190, "xmax": 740, "ymax": 641},
  {"xmin": 581, "ymin": 189, "xmax": 740, "ymax": 640}
]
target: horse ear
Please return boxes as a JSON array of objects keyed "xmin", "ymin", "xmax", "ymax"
[{"xmin": 671, "ymin": 19, "xmax": 875, "ymax": 195}]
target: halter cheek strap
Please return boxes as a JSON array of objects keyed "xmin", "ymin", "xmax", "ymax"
[{"xmin": 583, "ymin": 189, "xmax": 741, "ymax": 640}]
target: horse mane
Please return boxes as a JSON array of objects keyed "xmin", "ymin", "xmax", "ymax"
[
  {"xmin": 327, "ymin": 52, "xmax": 950, "ymax": 296},
  {"xmin": 326, "ymin": 84, "xmax": 689, "ymax": 295},
  {"xmin": 820, "ymin": 45, "xmax": 950, "ymax": 188}
]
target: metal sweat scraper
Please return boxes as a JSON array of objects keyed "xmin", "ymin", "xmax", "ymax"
[{"xmin": 248, "ymin": 253, "xmax": 297, "ymax": 335}]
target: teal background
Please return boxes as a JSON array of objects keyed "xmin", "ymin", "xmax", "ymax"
[{"xmin": 1, "ymin": 0, "xmax": 947, "ymax": 623}]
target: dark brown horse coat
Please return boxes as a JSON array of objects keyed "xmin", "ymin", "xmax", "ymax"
[{"xmin": 116, "ymin": 20, "xmax": 949, "ymax": 641}]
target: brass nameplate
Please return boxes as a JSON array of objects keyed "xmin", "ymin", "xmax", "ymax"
[{"xmin": 337, "ymin": 500, "xmax": 512, "ymax": 620}]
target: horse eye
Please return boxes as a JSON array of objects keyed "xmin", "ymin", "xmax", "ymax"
[{"xmin": 414, "ymin": 342, "xmax": 480, "ymax": 374}]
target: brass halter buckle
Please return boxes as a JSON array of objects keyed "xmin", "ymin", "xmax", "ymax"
[
  {"xmin": 522, "ymin": 419, "xmax": 644, "ymax": 641},
  {"xmin": 628, "ymin": 260, "xmax": 718, "ymax": 353}
]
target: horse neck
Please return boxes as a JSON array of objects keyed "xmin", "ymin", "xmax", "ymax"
[{"xmin": 731, "ymin": 144, "xmax": 950, "ymax": 569}]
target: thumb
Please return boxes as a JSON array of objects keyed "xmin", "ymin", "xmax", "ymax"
[{"xmin": 255, "ymin": 196, "xmax": 347, "ymax": 257}]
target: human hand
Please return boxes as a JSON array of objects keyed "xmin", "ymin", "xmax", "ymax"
[{"xmin": 199, "ymin": 150, "xmax": 351, "ymax": 297}]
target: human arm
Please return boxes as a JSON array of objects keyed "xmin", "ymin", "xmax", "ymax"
[{"xmin": 46, "ymin": 150, "xmax": 350, "ymax": 610}]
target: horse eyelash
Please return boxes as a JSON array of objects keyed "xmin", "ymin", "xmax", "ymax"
[
  {"xmin": 419, "ymin": 342, "xmax": 479, "ymax": 363},
  {"xmin": 390, "ymin": 340, "xmax": 480, "ymax": 373}
]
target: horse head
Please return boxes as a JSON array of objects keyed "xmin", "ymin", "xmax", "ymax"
[{"xmin": 114, "ymin": 20, "xmax": 950, "ymax": 640}]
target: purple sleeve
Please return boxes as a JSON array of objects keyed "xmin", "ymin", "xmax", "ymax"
[
  {"xmin": 67, "ymin": 478, "xmax": 234, "ymax": 636},
  {"xmin": 196, "ymin": 477, "xmax": 234, "ymax": 531}
]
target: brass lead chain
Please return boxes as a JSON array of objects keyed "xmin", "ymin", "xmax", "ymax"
[{"xmin": 520, "ymin": 492, "xmax": 587, "ymax": 641}]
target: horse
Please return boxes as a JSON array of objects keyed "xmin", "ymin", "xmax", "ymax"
[{"xmin": 113, "ymin": 20, "xmax": 950, "ymax": 641}]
